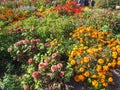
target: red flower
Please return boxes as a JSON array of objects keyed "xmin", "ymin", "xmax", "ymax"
[{"xmin": 32, "ymin": 71, "xmax": 40, "ymax": 79}]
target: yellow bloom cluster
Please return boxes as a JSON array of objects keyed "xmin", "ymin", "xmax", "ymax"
[
  {"xmin": 36, "ymin": 8, "xmax": 52, "ymax": 17},
  {"xmin": 68, "ymin": 26, "xmax": 120, "ymax": 88}
]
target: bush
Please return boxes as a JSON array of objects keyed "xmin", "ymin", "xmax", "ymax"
[{"xmin": 68, "ymin": 26, "xmax": 120, "ymax": 89}]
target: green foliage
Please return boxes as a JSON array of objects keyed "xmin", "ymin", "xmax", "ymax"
[
  {"xmin": 0, "ymin": 74, "xmax": 22, "ymax": 90},
  {"xmin": 73, "ymin": 9, "xmax": 120, "ymax": 35},
  {"xmin": 95, "ymin": 0, "xmax": 120, "ymax": 8}
]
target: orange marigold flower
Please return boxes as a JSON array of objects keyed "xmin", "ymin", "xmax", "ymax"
[
  {"xmin": 103, "ymin": 65, "xmax": 109, "ymax": 71},
  {"xmin": 92, "ymin": 74, "xmax": 97, "ymax": 78},
  {"xmin": 98, "ymin": 59, "xmax": 104, "ymax": 64},
  {"xmin": 79, "ymin": 67, "xmax": 85, "ymax": 72},
  {"xmin": 102, "ymin": 82, "xmax": 108, "ymax": 87},
  {"xmin": 84, "ymin": 71, "xmax": 90, "ymax": 77},
  {"xmin": 117, "ymin": 61, "xmax": 120, "ymax": 66},
  {"xmin": 96, "ymin": 65, "xmax": 102, "ymax": 72},
  {"xmin": 78, "ymin": 75, "xmax": 85, "ymax": 81},
  {"xmin": 74, "ymin": 75, "xmax": 80, "ymax": 82},
  {"xmin": 92, "ymin": 80, "xmax": 98, "ymax": 87},
  {"xmin": 83, "ymin": 57, "xmax": 90, "ymax": 63},
  {"xmin": 118, "ymin": 57, "xmax": 120, "ymax": 61}
]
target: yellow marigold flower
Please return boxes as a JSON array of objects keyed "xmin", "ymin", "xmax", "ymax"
[
  {"xmin": 102, "ymin": 82, "xmax": 108, "ymax": 87},
  {"xmin": 111, "ymin": 62, "xmax": 116, "ymax": 68},
  {"xmin": 98, "ymin": 59, "xmax": 104, "ymax": 64},
  {"xmin": 70, "ymin": 60, "xmax": 76, "ymax": 65},
  {"xmin": 79, "ymin": 67, "xmax": 85, "ymax": 72},
  {"xmin": 84, "ymin": 71, "xmax": 90, "ymax": 77},
  {"xmin": 83, "ymin": 57, "xmax": 90, "ymax": 63},
  {"xmin": 108, "ymin": 63, "xmax": 111, "ymax": 67},
  {"xmin": 106, "ymin": 58, "xmax": 110, "ymax": 62},
  {"xmin": 112, "ymin": 51, "xmax": 118, "ymax": 59},
  {"xmin": 116, "ymin": 47, "xmax": 120, "ymax": 53},
  {"xmin": 98, "ymin": 47, "xmax": 103, "ymax": 51},
  {"xmin": 117, "ymin": 61, "xmax": 120, "ymax": 66},
  {"xmin": 92, "ymin": 74, "xmax": 97, "ymax": 78},
  {"xmin": 96, "ymin": 65, "xmax": 102, "ymax": 72},
  {"xmin": 103, "ymin": 65, "xmax": 109, "ymax": 71},
  {"xmin": 80, "ymin": 60, "xmax": 84, "ymax": 64},
  {"xmin": 92, "ymin": 80, "xmax": 98, "ymax": 87},
  {"xmin": 101, "ymin": 75, "xmax": 106, "ymax": 79},
  {"xmin": 108, "ymin": 77, "xmax": 113, "ymax": 82},
  {"xmin": 74, "ymin": 75, "xmax": 80, "ymax": 82}
]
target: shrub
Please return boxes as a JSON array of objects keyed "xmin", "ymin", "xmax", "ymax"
[
  {"xmin": 8, "ymin": 38, "xmax": 73, "ymax": 89},
  {"xmin": 68, "ymin": 26, "xmax": 120, "ymax": 89}
]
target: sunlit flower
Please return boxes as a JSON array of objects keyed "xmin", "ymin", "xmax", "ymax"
[
  {"xmin": 108, "ymin": 77, "xmax": 113, "ymax": 82},
  {"xmin": 38, "ymin": 63, "xmax": 47, "ymax": 68},
  {"xmin": 51, "ymin": 65, "xmax": 58, "ymax": 72},
  {"xmin": 57, "ymin": 63, "xmax": 63, "ymax": 68},
  {"xmin": 52, "ymin": 53, "xmax": 57, "ymax": 59},
  {"xmin": 32, "ymin": 71, "xmax": 40, "ymax": 79},
  {"xmin": 92, "ymin": 80, "xmax": 98, "ymax": 87}
]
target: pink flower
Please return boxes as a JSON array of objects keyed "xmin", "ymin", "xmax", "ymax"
[
  {"xmin": 52, "ymin": 53, "xmax": 57, "ymax": 59},
  {"xmin": 22, "ymin": 40, "xmax": 29, "ymax": 44},
  {"xmin": 60, "ymin": 71, "xmax": 65, "ymax": 77},
  {"xmin": 31, "ymin": 40, "xmax": 36, "ymax": 43},
  {"xmin": 28, "ymin": 58, "xmax": 33, "ymax": 64},
  {"xmin": 44, "ymin": 57, "xmax": 50, "ymax": 63},
  {"xmin": 51, "ymin": 65, "xmax": 58, "ymax": 72},
  {"xmin": 35, "ymin": 39, "xmax": 40, "ymax": 43},
  {"xmin": 38, "ymin": 63, "xmax": 47, "ymax": 68},
  {"xmin": 57, "ymin": 63, "xmax": 63, "ymax": 68},
  {"xmin": 24, "ymin": 85, "xmax": 29, "ymax": 90},
  {"xmin": 45, "ymin": 42, "xmax": 51, "ymax": 47},
  {"xmin": 7, "ymin": 47, "xmax": 12, "ymax": 52},
  {"xmin": 32, "ymin": 71, "xmax": 40, "ymax": 79}
]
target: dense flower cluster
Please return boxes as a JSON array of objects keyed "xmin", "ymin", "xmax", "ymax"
[
  {"xmin": 13, "ymin": 39, "xmax": 40, "ymax": 47},
  {"xmin": 54, "ymin": 1, "xmax": 84, "ymax": 15},
  {"xmin": 13, "ymin": 39, "xmax": 70, "ymax": 89},
  {"xmin": 69, "ymin": 26, "xmax": 120, "ymax": 89},
  {"xmin": 0, "ymin": 9, "xmax": 29, "ymax": 24}
]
